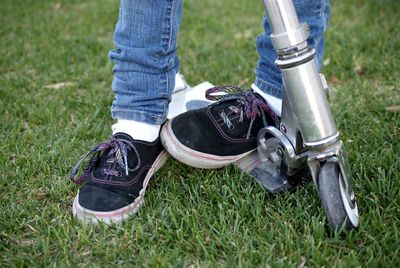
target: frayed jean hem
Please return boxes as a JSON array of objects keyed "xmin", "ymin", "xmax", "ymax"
[
  {"xmin": 254, "ymin": 77, "xmax": 283, "ymax": 99},
  {"xmin": 111, "ymin": 109, "xmax": 167, "ymax": 125}
]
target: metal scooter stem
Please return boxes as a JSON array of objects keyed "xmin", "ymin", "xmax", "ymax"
[
  {"xmin": 259, "ymin": 0, "xmax": 359, "ymax": 230},
  {"xmin": 262, "ymin": 0, "xmax": 338, "ymax": 146}
]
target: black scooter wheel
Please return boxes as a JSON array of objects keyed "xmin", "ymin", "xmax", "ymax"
[{"xmin": 318, "ymin": 162, "xmax": 358, "ymax": 232}]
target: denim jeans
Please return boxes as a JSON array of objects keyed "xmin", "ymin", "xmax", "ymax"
[{"xmin": 109, "ymin": 0, "xmax": 330, "ymax": 124}]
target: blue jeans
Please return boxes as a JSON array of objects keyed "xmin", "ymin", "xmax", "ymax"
[{"xmin": 109, "ymin": 0, "xmax": 330, "ymax": 124}]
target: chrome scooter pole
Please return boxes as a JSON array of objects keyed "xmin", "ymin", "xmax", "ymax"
[
  {"xmin": 259, "ymin": 0, "xmax": 359, "ymax": 231},
  {"xmin": 263, "ymin": 0, "xmax": 338, "ymax": 146}
]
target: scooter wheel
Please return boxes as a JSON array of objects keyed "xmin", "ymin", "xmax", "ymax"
[{"xmin": 318, "ymin": 162, "xmax": 358, "ymax": 232}]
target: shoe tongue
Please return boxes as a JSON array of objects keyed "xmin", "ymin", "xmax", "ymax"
[
  {"xmin": 116, "ymin": 134, "xmax": 140, "ymax": 169},
  {"xmin": 210, "ymin": 98, "xmax": 241, "ymax": 114},
  {"xmin": 100, "ymin": 133, "xmax": 139, "ymax": 172}
]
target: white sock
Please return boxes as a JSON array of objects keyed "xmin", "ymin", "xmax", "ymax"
[
  {"xmin": 111, "ymin": 120, "xmax": 160, "ymax": 142},
  {"xmin": 173, "ymin": 72, "xmax": 188, "ymax": 92},
  {"xmin": 251, "ymin": 83, "xmax": 282, "ymax": 117}
]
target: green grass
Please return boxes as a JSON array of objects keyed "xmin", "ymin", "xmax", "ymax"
[{"xmin": 1, "ymin": 0, "xmax": 399, "ymax": 266}]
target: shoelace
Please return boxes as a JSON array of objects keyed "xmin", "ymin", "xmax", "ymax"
[
  {"xmin": 205, "ymin": 86, "xmax": 276, "ymax": 139},
  {"xmin": 69, "ymin": 136, "xmax": 139, "ymax": 184}
]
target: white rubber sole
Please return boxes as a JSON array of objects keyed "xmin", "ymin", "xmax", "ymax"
[
  {"xmin": 160, "ymin": 119, "xmax": 252, "ymax": 169},
  {"xmin": 72, "ymin": 150, "xmax": 169, "ymax": 224}
]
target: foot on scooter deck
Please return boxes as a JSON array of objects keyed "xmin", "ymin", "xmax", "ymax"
[{"xmin": 168, "ymin": 78, "xmax": 307, "ymax": 194}]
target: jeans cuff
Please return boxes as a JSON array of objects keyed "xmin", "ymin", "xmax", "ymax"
[
  {"xmin": 111, "ymin": 109, "xmax": 167, "ymax": 125},
  {"xmin": 254, "ymin": 78, "xmax": 283, "ymax": 99}
]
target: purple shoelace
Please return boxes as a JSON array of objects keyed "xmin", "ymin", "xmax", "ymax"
[
  {"xmin": 206, "ymin": 86, "xmax": 276, "ymax": 138},
  {"xmin": 70, "ymin": 136, "xmax": 138, "ymax": 184}
]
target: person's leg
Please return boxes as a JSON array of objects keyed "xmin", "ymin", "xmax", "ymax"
[
  {"xmin": 160, "ymin": 0, "xmax": 330, "ymax": 169},
  {"xmin": 252, "ymin": 0, "xmax": 330, "ymax": 116},
  {"xmin": 110, "ymin": 0, "xmax": 182, "ymax": 141},
  {"xmin": 111, "ymin": 0, "xmax": 182, "ymax": 124},
  {"xmin": 70, "ymin": 0, "xmax": 182, "ymax": 224}
]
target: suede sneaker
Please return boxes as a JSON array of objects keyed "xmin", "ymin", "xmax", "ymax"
[
  {"xmin": 160, "ymin": 86, "xmax": 277, "ymax": 169},
  {"xmin": 69, "ymin": 133, "xmax": 168, "ymax": 224}
]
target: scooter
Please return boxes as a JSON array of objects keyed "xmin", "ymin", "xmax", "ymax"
[
  {"xmin": 256, "ymin": 0, "xmax": 358, "ymax": 232},
  {"xmin": 169, "ymin": 0, "xmax": 359, "ymax": 232}
]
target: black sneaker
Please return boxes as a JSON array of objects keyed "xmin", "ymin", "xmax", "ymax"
[
  {"xmin": 69, "ymin": 133, "xmax": 168, "ymax": 224},
  {"xmin": 160, "ymin": 86, "xmax": 277, "ymax": 169}
]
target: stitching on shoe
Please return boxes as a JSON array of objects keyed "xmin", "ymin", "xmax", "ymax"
[{"xmin": 91, "ymin": 165, "xmax": 151, "ymax": 186}]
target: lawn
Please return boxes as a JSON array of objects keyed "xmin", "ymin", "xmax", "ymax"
[{"xmin": 1, "ymin": 0, "xmax": 399, "ymax": 266}]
